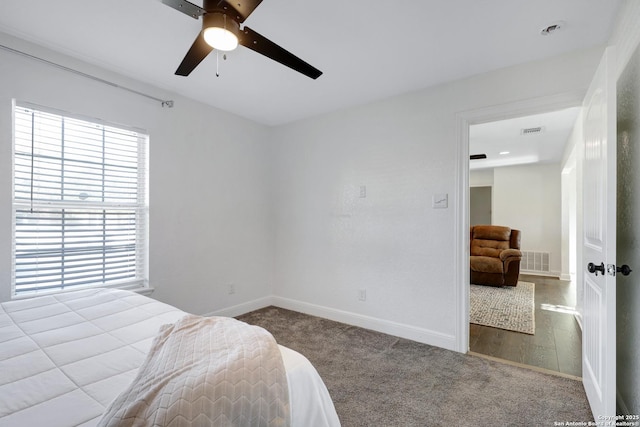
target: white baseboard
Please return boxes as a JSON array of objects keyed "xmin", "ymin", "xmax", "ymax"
[
  {"xmin": 204, "ymin": 296, "xmax": 275, "ymax": 318},
  {"xmin": 271, "ymin": 296, "xmax": 457, "ymax": 351},
  {"xmin": 520, "ymin": 270, "xmax": 561, "ymax": 278},
  {"xmin": 206, "ymin": 295, "xmax": 457, "ymax": 351}
]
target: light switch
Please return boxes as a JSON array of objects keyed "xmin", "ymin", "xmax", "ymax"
[{"xmin": 432, "ymin": 193, "xmax": 448, "ymax": 209}]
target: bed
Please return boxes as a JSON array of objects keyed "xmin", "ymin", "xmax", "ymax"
[{"xmin": 0, "ymin": 288, "xmax": 341, "ymax": 426}]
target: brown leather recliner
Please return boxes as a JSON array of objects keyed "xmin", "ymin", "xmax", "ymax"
[{"xmin": 470, "ymin": 225, "xmax": 522, "ymax": 287}]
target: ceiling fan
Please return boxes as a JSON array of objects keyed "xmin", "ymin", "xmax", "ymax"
[{"xmin": 162, "ymin": 0, "xmax": 323, "ymax": 79}]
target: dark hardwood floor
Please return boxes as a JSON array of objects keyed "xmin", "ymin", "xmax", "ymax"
[{"xmin": 469, "ymin": 274, "xmax": 582, "ymax": 377}]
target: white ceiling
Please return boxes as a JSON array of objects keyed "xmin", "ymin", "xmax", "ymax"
[
  {"xmin": 0, "ymin": 1, "xmax": 620, "ymax": 126},
  {"xmin": 469, "ymin": 107, "xmax": 581, "ymax": 170}
]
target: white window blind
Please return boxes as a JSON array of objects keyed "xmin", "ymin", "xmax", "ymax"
[{"xmin": 12, "ymin": 104, "xmax": 148, "ymax": 295}]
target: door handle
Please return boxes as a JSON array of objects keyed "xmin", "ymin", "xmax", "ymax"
[
  {"xmin": 587, "ymin": 262, "xmax": 605, "ymax": 276},
  {"xmin": 589, "ymin": 262, "xmax": 633, "ymax": 276},
  {"xmin": 617, "ymin": 265, "xmax": 632, "ymax": 276},
  {"xmin": 607, "ymin": 264, "xmax": 632, "ymax": 276}
]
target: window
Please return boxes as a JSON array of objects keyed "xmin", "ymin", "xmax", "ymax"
[{"xmin": 12, "ymin": 103, "xmax": 148, "ymax": 296}]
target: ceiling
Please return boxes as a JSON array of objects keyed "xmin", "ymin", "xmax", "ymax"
[
  {"xmin": 469, "ymin": 107, "xmax": 581, "ymax": 170},
  {"xmin": 0, "ymin": 1, "xmax": 621, "ymax": 126}
]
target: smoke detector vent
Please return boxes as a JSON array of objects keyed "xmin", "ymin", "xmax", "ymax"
[{"xmin": 521, "ymin": 126, "xmax": 544, "ymax": 135}]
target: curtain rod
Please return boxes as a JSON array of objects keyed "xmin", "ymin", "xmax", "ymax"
[{"xmin": 0, "ymin": 43, "xmax": 174, "ymax": 108}]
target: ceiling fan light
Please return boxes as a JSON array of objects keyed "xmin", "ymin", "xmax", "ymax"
[
  {"xmin": 202, "ymin": 12, "xmax": 240, "ymax": 51},
  {"xmin": 204, "ymin": 27, "xmax": 238, "ymax": 51}
]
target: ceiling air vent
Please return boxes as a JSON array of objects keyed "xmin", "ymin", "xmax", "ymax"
[
  {"xmin": 540, "ymin": 21, "xmax": 565, "ymax": 36},
  {"xmin": 521, "ymin": 126, "xmax": 544, "ymax": 135}
]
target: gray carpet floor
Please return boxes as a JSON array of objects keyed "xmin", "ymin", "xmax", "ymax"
[{"xmin": 237, "ymin": 306, "xmax": 593, "ymax": 427}]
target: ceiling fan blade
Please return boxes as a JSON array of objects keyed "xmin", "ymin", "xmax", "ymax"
[
  {"xmin": 212, "ymin": 0, "xmax": 264, "ymax": 22},
  {"xmin": 162, "ymin": 0, "xmax": 205, "ymax": 19},
  {"xmin": 175, "ymin": 31, "xmax": 214, "ymax": 76},
  {"xmin": 238, "ymin": 26, "xmax": 322, "ymax": 79}
]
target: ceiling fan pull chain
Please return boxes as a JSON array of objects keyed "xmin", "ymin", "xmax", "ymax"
[
  {"xmin": 221, "ymin": 14, "xmax": 228, "ymax": 67},
  {"xmin": 216, "ymin": 50, "xmax": 220, "ymax": 77}
]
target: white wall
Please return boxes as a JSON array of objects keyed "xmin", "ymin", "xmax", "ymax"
[
  {"xmin": 492, "ymin": 163, "xmax": 562, "ymax": 275},
  {"xmin": 0, "ymin": 33, "xmax": 274, "ymax": 314},
  {"xmin": 560, "ymin": 152, "xmax": 578, "ymax": 282},
  {"xmin": 270, "ymin": 47, "xmax": 603, "ymax": 350},
  {"xmin": 469, "ymin": 169, "xmax": 494, "ymax": 187},
  {"xmin": 0, "ymin": 31, "xmax": 609, "ymax": 352}
]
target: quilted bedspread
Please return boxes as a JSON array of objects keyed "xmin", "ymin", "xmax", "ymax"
[
  {"xmin": 98, "ymin": 314, "xmax": 290, "ymax": 427},
  {"xmin": 0, "ymin": 288, "xmax": 341, "ymax": 427},
  {"xmin": 0, "ymin": 288, "xmax": 187, "ymax": 426}
]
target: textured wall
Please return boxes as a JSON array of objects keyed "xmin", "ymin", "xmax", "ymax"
[
  {"xmin": 270, "ymin": 48, "xmax": 603, "ymax": 349},
  {"xmin": 493, "ymin": 163, "xmax": 563, "ymax": 275},
  {"xmin": 616, "ymin": 40, "xmax": 640, "ymax": 415},
  {"xmin": 0, "ymin": 34, "xmax": 274, "ymax": 313}
]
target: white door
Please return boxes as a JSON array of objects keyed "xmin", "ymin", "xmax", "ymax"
[{"xmin": 581, "ymin": 47, "xmax": 617, "ymax": 419}]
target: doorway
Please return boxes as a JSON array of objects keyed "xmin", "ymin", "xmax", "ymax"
[{"xmin": 464, "ymin": 107, "xmax": 582, "ymax": 376}]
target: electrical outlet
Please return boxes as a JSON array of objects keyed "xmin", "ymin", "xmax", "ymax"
[
  {"xmin": 359, "ymin": 185, "xmax": 367, "ymax": 198},
  {"xmin": 358, "ymin": 289, "xmax": 366, "ymax": 301},
  {"xmin": 227, "ymin": 283, "xmax": 235, "ymax": 295}
]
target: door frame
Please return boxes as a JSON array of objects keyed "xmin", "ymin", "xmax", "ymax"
[{"xmin": 454, "ymin": 91, "xmax": 585, "ymax": 353}]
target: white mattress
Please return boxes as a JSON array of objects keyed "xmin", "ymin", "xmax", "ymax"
[{"xmin": 0, "ymin": 288, "xmax": 340, "ymax": 426}]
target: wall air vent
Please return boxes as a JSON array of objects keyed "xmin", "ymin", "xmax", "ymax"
[
  {"xmin": 521, "ymin": 251, "xmax": 551, "ymax": 273},
  {"xmin": 521, "ymin": 126, "xmax": 544, "ymax": 135}
]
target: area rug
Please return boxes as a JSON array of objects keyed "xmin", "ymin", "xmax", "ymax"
[{"xmin": 470, "ymin": 281, "xmax": 535, "ymax": 334}]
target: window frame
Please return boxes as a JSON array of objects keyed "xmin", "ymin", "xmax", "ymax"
[{"xmin": 11, "ymin": 101, "xmax": 149, "ymax": 298}]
